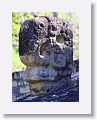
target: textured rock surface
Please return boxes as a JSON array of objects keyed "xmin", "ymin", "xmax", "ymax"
[
  {"xmin": 19, "ymin": 16, "xmax": 73, "ymax": 95},
  {"xmin": 12, "ymin": 72, "xmax": 79, "ymax": 102},
  {"xmin": 12, "ymin": 60, "xmax": 79, "ymax": 102}
]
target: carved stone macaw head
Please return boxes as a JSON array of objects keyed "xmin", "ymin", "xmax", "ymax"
[{"xmin": 19, "ymin": 16, "xmax": 73, "ymax": 69}]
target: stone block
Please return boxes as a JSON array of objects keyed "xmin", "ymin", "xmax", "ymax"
[{"xmin": 19, "ymin": 16, "xmax": 73, "ymax": 95}]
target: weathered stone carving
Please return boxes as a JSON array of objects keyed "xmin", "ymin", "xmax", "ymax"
[{"xmin": 19, "ymin": 16, "xmax": 73, "ymax": 95}]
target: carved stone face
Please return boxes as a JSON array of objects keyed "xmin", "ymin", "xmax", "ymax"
[{"xmin": 19, "ymin": 16, "xmax": 73, "ymax": 81}]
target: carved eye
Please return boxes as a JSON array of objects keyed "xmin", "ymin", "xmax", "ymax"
[{"xmin": 39, "ymin": 23, "xmax": 45, "ymax": 28}]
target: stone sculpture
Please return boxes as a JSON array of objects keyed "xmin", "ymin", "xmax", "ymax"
[{"xmin": 19, "ymin": 16, "xmax": 73, "ymax": 95}]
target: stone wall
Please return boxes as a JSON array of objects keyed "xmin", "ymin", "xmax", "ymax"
[
  {"xmin": 12, "ymin": 72, "xmax": 30, "ymax": 101},
  {"xmin": 12, "ymin": 59, "xmax": 79, "ymax": 101}
]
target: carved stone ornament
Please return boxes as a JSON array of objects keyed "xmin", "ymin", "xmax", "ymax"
[{"xmin": 19, "ymin": 16, "xmax": 73, "ymax": 95}]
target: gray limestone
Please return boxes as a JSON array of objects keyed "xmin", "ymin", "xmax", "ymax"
[{"xmin": 18, "ymin": 16, "xmax": 73, "ymax": 95}]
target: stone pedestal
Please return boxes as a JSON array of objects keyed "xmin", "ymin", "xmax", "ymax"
[
  {"xmin": 21, "ymin": 67, "xmax": 71, "ymax": 95},
  {"xmin": 27, "ymin": 76, "xmax": 71, "ymax": 95},
  {"xmin": 19, "ymin": 16, "xmax": 73, "ymax": 95}
]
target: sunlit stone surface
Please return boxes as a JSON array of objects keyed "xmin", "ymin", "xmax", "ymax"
[{"xmin": 19, "ymin": 16, "xmax": 73, "ymax": 95}]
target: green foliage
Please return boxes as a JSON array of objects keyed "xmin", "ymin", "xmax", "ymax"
[
  {"xmin": 12, "ymin": 12, "xmax": 79, "ymax": 71},
  {"xmin": 12, "ymin": 12, "xmax": 33, "ymax": 72},
  {"xmin": 12, "ymin": 48, "xmax": 26, "ymax": 71},
  {"xmin": 12, "ymin": 12, "xmax": 33, "ymax": 41}
]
